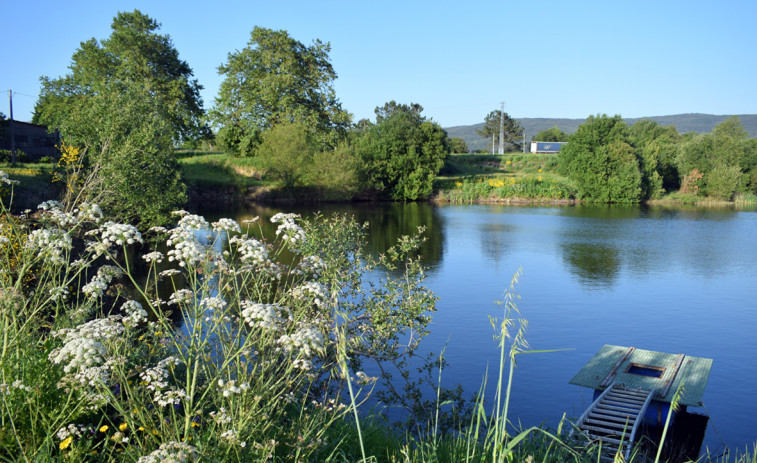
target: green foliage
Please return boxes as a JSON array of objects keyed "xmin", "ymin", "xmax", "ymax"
[
  {"xmin": 628, "ymin": 119, "xmax": 681, "ymax": 197},
  {"xmin": 558, "ymin": 114, "xmax": 643, "ymax": 203},
  {"xmin": 357, "ymin": 103, "xmax": 450, "ymax": 200},
  {"xmin": 211, "ymin": 26, "xmax": 351, "ymax": 156},
  {"xmin": 533, "ymin": 126, "xmax": 569, "ymax": 142},
  {"xmin": 257, "ymin": 122, "xmax": 314, "ymax": 191},
  {"xmin": 33, "ymin": 10, "xmax": 207, "ymax": 144},
  {"xmin": 677, "ymin": 117, "xmax": 757, "ymax": 197},
  {"xmin": 706, "ymin": 164, "xmax": 743, "ymax": 200},
  {"xmin": 449, "ymin": 137, "xmax": 468, "ymax": 154},
  {"xmin": 308, "ymin": 143, "xmax": 361, "ymax": 200},
  {"xmin": 58, "ymin": 85, "xmax": 186, "ymax": 227},
  {"xmin": 476, "ymin": 110, "xmax": 524, "ymax": 152}
]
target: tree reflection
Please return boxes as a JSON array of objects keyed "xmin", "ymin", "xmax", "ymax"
[{"xmin": 561, "ymin": 242, "xmax": 620, "ymax": 288}]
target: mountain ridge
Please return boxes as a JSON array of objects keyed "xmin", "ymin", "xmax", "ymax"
[{"xmin": 445, "ymin": 113, "xmax": 757, "ymax": 152}]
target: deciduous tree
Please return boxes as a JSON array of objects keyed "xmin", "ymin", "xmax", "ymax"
[
  {"xmin": 357, "ymin": 103, "xmax": 449, "ymax": 200},
  {"xmin": 33, "ymin": 10, "xmax": 207, "ymax": 143},
  {"xmin": 212, "ymin": 27, "xmax": 351, "ymax": 156},
  {"xmin": 558, "ymin": 114, "xmax": 642, "ymax": 203}
]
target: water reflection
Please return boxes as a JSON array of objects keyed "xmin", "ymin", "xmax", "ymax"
[
  {"xmin": 561, "ymin": 242, "xmax": 621, "ymax": 287},
  {"xmin": 199, "ymin": 202, "xmax": 445, "ymax": 269}
]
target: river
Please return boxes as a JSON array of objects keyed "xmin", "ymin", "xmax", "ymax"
[{"xmin": 199, "ymin": 201, "xmax": 757, "ymax": 453}]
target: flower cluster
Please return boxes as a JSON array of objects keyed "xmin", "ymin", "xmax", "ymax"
[
  {"xmin": 220, "ymin": 429, "xmax": 246, "ymax": 448},
  {"xmin": 139, "ymin": 356, "xmax": 181, "ymax": 392},
  {"xmin": 241, "ymin": 302, "xmax": 289, "ymax": 330},
  {"xmin": 81, "ymin": 265, "xmax": 122, "ymax": 299},
  {"xmin": 99, "ymin": 221, "xmax": 143, "ymax": 247},
  {"xmin": 49, "ymin": 336, "xmax": 107, "ymax": 374},
  {"xmin": 275, "ymin": 220, "xmax": 306, "ymax": 245},
  {"xmin": 277, "ymin": 323, "xmax": 325, "ymax": 360},
  {"xmin": 217, "ymin": 379, "xmax": 249, "ymax": 398},
  {"xmin": 290, "ymin": 281, "xmax": 329, "ymax": 308},
  {"xmin": 121, "ymin": 300, "xmax": 148, "ymax": 328},
  {"xmin": 212, "ymin": 218, "xmax": 241, "ymax": 234},
  {"xmin": 137, "ymin": 441, "xmax": 198, "ymax": 463},
  {"xmin": 142, "ymin": 251, "xmax": 164, "ymax": 263},
  {"xmin": 0, "ymin": 170, "xmax": 19, "ymax": 185},
  {"xmin": 228, "ymin": 235, "xmax": 268, "ymax": 264},
  {"xmin": 295, "ymin": 255, "xmax": 327, "ymax": 278},
  {"xmin": 24, "ymin": 228, "xmax": 72, "ymax": 265},
  {"xmin": 168, "ymin": 289, "xmax": 194, "ymax": 306},
  {"xmin": 167, "ymin": 240, "xmax": 206, "ymax": 267}
]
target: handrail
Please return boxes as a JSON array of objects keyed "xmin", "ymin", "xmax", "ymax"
[{"xmin": 625, "ymin": 388, "xmax": 657, "ymax": 461}]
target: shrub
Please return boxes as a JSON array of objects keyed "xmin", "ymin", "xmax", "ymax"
[{"xmin": 706, "ymin": 164, "xmax": 743, "ymax": 200}]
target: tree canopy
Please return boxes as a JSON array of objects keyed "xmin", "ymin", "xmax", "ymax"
[
  {"xmin": 558, "ymin": 114, "xmax": 642, "ymax": 203},
  {"xmin": 476, "ymin": 110, "xmax": 523, "ymax": 152},
  {"xmin": 33, "ymin": 10, "xmax": 207, "ymax": 143},
  {"xmin": 356, "ymin": 103, "xmax": 449, "ymax": 200},
  {"xmin": 211, "ymin": 26, "xmax": 351, "ymax": 156},
  {"xmin": 533, "ymin": 126, "xmax": 568, "ymax": 142}
]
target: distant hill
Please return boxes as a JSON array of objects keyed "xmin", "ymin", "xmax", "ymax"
[{"xmin": 445, "ymin": 114, "xmax": 757, "ymax": 153}]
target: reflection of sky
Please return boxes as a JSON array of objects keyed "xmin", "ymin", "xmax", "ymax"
[{"xmin": 213, "ymin": 202, "xmax": 757, "ymax": 453}]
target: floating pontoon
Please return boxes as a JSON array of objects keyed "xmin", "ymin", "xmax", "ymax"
[{"xmin": 570, "ymin": 345, "xmax": 713, "ymax": 460}]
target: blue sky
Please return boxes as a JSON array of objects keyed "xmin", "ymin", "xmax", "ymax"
[{"xmin": 3, "ymin": 0, "xmax": 756, "ymax": 128}]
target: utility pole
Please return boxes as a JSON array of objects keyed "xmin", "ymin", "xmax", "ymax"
[
  {"xmin": 8, "ymin": 90, "xmax": 16, "ymax": 165},
  {"xmin": 491, "ymin": 134, "xmax": 495, "ymax": 154},
  {"xmin": 523, "ymin": 132, "xmax": 526, "ymax": 153},
  {"xmin": 498, "ymin": 102, "xmax": 505, "ymax": 155}
]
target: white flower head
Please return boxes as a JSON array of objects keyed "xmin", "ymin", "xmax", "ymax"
[
  {"xmin": 212, "ymin": 218, "xmax": 241, "ymax": 234},
  {"xmin": 99, "ymin": 222, "xmax": 143, "ymax": 247}
]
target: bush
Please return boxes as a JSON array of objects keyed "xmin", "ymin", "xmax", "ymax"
[{"xmin": 706, "ymin": 164, "xmax": 743, "ymax": 200}]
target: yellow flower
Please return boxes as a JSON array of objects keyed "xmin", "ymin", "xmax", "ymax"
[
  {"xmin": 100, "ymin": 425, "xmax": 109, "ymax": 433},
  {"xmin": 191, "ymin": 422, "xmax": 200, "ymax": 428},
  {"xmin": 538, "ymin": 168, "xmax": 542, "ymax": 172},
  {"xmin": 60, "ymin": 436, "xmax": 73, "ymax": 450},
  {"xmin": 119, "ymin": 423, "xmax": 128, "ymax": 431},
  {"xmin": 138, "ymin": 426, "xmax": 145, "ymax": 432}
]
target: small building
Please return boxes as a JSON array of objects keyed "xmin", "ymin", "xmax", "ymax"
[
  {"xmin": 530, "ymin": 141, "xmax": 567, "ymax": 154},
  {"xmin": 0, "ymin": 120, "xmax": 60, "ymax": 161}
]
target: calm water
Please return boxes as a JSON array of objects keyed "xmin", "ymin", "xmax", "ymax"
[{"xmin": 202, "ymin": 202, "xmax": 757, "ymax": 452}]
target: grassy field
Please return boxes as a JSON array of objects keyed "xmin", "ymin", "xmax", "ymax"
[
  {"xmin": 435, "ymin": 152, "xmax": 576, "ymax": 202},
  {"xmin": 177, "ymin": 152, "xmax": 265, "ymax": 189}
]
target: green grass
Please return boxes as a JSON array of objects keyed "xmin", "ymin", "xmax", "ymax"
[{"xmin": 178, "ymin": 153, "xmax": 266, "ymax": 189}]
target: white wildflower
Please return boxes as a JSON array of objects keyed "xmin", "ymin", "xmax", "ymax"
[
  {"xmin": 38, "ymin": 200, "xmax": 63, "ymax": 211},
  {"xmin": 24, "ymin": 228, "xmax": 72, "ymax": 264},
  {"xmin": 49, "ymin": 337, "xmax": 107, "ymax": 373},
  {"xmin": 291, "ymin": 281, "xmax": 328, "ymax": 307},
  {"xmin": 212, "ymin": 218, "xmax": 241, "ymax": 234},
  {"xmin": 168, "ymin": 289, "xmax": 194, "ymax": 306},
  {"xmin": 241, "ymin": 302, "xmax": 289, "ymax": 330},
  {"xmin": 220, "ymin": 429, "xmax": 246, "ymax": 447},
  {"xmin": 0, "ymin": 170, "xmax": 19, "ymax": 185},
  {"xmin": 275, "ymin": 220, "xmax": 306, "ymax": 245},
  {"xmin": 296, "ymin": 255, "xmax": 326, "ymax": 277},
  {"xmin": 167, "ymin": 240, "xmax": 205, "ymax": 267},
  {"xmin": 229, "ymin": 235, "xmax": 268, "ymax": 264},
  {"xmin": 137, "ymin": 441, "xmax": 199, "ymax": 463},
  {"xmin": 277, "ymin": 323, "xmax": 325, "ymax": 359},
  {"xmin": 177, "ymin": 214, "xmax": 208, "ymax": 230},
  {"xmin": 270, "ymin": 212, "xmax": 299, "ymax": 223},
  {"xmin": 210, "ymin": 407, "xmax": 232, "ymax": 425},
  {"xmin": 99, "ymin": 221, "xmax": 143, "ymax": 247},
  {"xmin": 49, "ymin": 286, "xmax": 70, "ymax": 302},
  {"xmin": 217, "ymin": 379, "xmax": 249, "ymax": 398},
  {"xmin": 122, "ymin": 300, "xmax": 148, "ymax": 327},
  {"xmin": 142, "ymin": 251, "xmax": 164, "ymax": 263},
  {"xmin": 154, "ymin": 388, "xmax": 187, "ymax": 407}
]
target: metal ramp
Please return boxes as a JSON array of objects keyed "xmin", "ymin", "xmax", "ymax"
[{"xmin": 575, "ymin": 383, "xmax": 656, "ymax": 461}]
